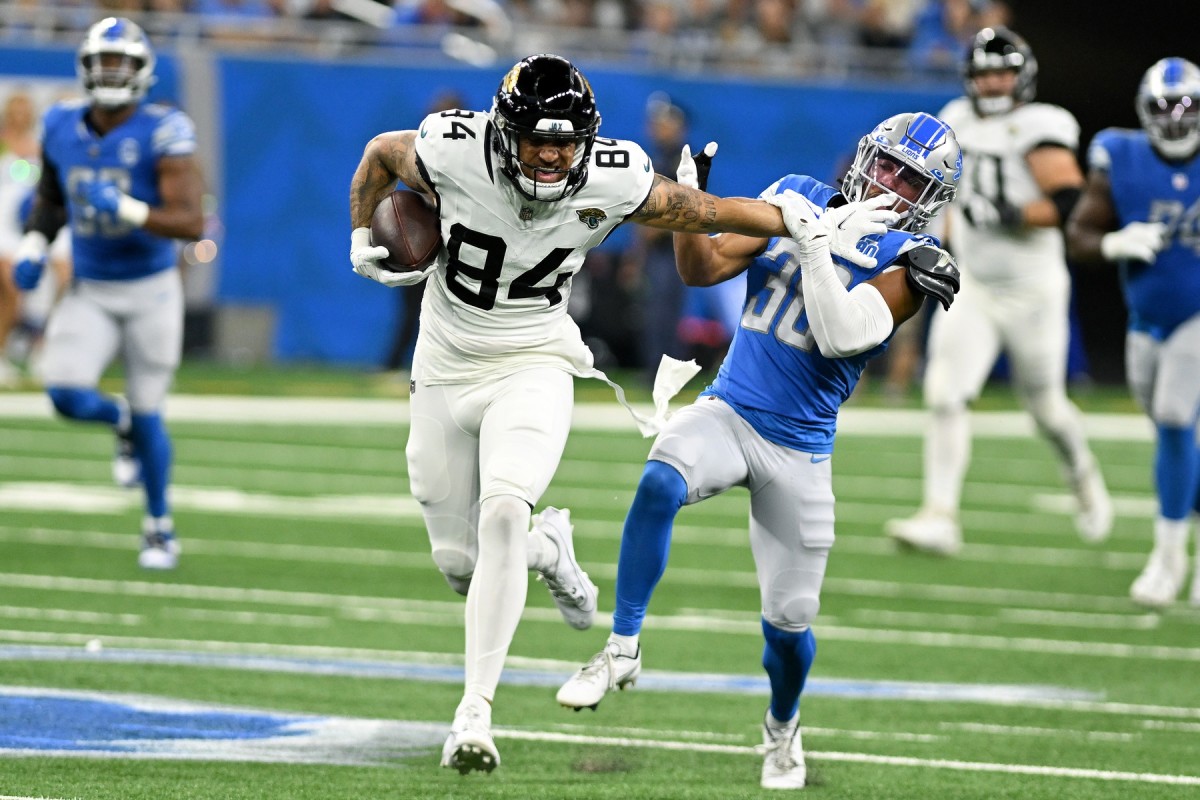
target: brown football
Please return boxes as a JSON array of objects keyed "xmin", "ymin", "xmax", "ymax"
[{"xmin": 369, "ymin": 190, "xmax": 441, "ymax": 273}]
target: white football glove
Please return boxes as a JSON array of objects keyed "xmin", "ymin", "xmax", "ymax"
[
  {"xmin": 676, "ymin": 142, "xmax": 718, "ymax": 190},
  {"xmin": 349, "ymin": 227, "xmax": 434, "ymax": 287},
  {"xmin": 767, "ymin": 192, "xmax": 898, "ymax": 269},
  {"xmin": 1100, "ymin": 221, "xmax": 1168, "ymax": 263}
]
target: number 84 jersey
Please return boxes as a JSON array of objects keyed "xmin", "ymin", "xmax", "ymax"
[{"xmin": 412, "ymin": 109, "xmax": 654, "ymax": 383}]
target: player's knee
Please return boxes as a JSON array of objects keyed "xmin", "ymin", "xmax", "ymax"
[
  {"xmin": 431, "ymin": 548, "xmax": 474, "ymax": 596},
  {"xmin": 1152, "ymin": 397, "xmax": 1199, "ymax": 429},
  {"xmin": 47, "ymin": 386, "xmax": 95, "ymax": 420},
  {"xmin": 763, "ymin": 570, "xmax": 821, "ymax": 631},
  {"xmin": 635, "ymin": 461, "xmax": 688, "ymax": 514},
  {"xmin": 1023, "ymin": 387, "xmax": 1071, "ymax": 431},
  {"xmin": 479, "ymin": 495, "xmax": 529, "ymax": 539}
]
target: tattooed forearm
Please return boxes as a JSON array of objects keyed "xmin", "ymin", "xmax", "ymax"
[
  {"xmin": 349, "ymin": 131, "xmax": 424, "ymax": 227},
  {"xmin": 633, "ymin": 176, "xmax": 721, "ymax": 232}
]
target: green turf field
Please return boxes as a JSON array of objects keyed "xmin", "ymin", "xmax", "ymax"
[{"xmin": 0, "ymin": 367, "xmax": 1194, "ymax": 800}]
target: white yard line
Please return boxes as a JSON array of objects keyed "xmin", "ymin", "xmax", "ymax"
[{"xmin": 0, "ymin": 393, "xmax": 1154, "ymax": 440}]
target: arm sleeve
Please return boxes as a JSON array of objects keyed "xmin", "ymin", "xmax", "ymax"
[
  {"xmin": 799, "ymin": 236, "xmax": 894, "ymax": 358},
  {"xmin": 24, "ymin": 153, "xmax": 67, "ymax": 241}
]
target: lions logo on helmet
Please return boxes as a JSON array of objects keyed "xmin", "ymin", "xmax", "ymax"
[
  {"xmin": 490, "ymin": 54, "xmax": 601, "ymax": 203},
  {"xmin": 841, "ymin": 112, "xmax": 962, "ymax": 233},
  {"xmin": 1137, "ymin": 57, "xmax": 1200, "ymax": 162},
  {"xmin": 77, "ymin": 16, "xmax": 157, "ymax": 109},
  {"xmin": 964, "ymin": 26, "xmax": 1037, "ymax": 117}
]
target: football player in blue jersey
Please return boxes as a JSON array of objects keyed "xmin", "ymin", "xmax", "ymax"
[
  {"xmin": 556, "ymin": 112, "xmax": 963, "ymax": 790},
  {"xmin": 1067, "ymin": 57, "xmax": 1200, "ymax": 609},
  {"xmin": 11, "ymin": 17, "xmax": 205, "ymax": 570}
]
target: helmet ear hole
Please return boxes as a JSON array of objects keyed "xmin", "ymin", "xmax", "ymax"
[{"xmin": 490, "ymin": 54, "xmax": 601, "ymax": 202}]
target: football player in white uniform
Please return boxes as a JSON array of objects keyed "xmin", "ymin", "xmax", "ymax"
[
  {"xmin": 348, "ymin": 54, "xmax": 831, "ymax": 775},
  {"xmin": 885, "ymin": 27, "xmax": 1113, "ymax": 555}
]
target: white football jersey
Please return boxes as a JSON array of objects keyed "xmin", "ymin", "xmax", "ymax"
[
  {"xmin": 411, "ymin": 109, "xmax": 655, "ymax": 383},
  {"xmin": 939, "ymin": 97, "xmax": 1079, "ymax": 287}
]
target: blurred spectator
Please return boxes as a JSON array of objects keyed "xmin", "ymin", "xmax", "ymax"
[
  {"xmin": 856, "ymin": 0, "xmax": 922, "ymax": 50},
  {"xmin": 908, "ymin": 0, "xmax": 1010, "ymax": 71},
  {"xmin": 626, "ymin": 92, "xmax": 690, "ymax": 381},
  {"xmin": 0, "ymin": 89, "xmax": 39, "ymax": 387}
]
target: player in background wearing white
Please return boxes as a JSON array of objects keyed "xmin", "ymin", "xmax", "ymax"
[
  {"xmin": 1067, "ymin": 58, "xmax": 1200, "ymax": 608},
  {"xmin": 556, "ymin": 113, "xmax": 963, "ymax": 790},
  {"xmin": 12, "ymin": 17, "xmax": 203, "ymax": 569},
  {"xmin": 348, "ymin": 53, "xmax": 844, "ymax": 775},
  {"xmin": 885, "ymin": 27, "xmax": 1113, "ymax": 555}
]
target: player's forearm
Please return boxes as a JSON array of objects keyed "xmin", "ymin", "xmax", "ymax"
[
  {"xmin": 1064, "ymin": 219, "xmax": 1107, "ymax": 263},
  {"xmin": 637, "ymin": 181, "xmax": 786, "ymax": 237},
  {"xmin": 350, "ymin": 132, "xmax": 422, "ymax": 227},
  {"xmin": 671, "ymin": 232, "xmax": 715, "ymax": 286},
  {"xmin": 141, "ymin": 203, "xmax": 204, "ymax": 240}
]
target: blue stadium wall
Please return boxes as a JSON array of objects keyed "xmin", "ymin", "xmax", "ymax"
[{"xmin": 0, "ymin": 44, "xmax": 956, "ymax": 365}]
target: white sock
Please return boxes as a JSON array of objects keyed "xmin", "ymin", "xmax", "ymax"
[
  {"xmin": 766, "ymin": 709, "xmax": 798, "ymax": 733},
  {"xmin": 464, "ymin": 497, "xmax": 530, "ymax": 701},
  {"xmin": 1155, "ymin": 516, "xmax": 1190, "ymax": 556},
  {"xmin": 924, "ymin": 406, "xmax": 969, "ymax": 515},
  {"xmin": 525, "ymin": 525, "xmax": 556, "ymax": 574},
  {"xmin": 608, "ymin": 632, "xmax": 639, "ymax": 657}
]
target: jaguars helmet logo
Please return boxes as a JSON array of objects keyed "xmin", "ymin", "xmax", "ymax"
[
  {"xmin": 576, "ymin": 208, "xmax": 607, "ymax": 229},
  {"xmin": 501, "ymin": 64, "xmax": 522, "ymax": 94}
]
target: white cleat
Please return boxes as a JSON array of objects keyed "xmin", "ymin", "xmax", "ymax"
[
  {"xmin": 1130, "ymin": 547, "xmax": 1186, "ymax": 609},
  {"xmin": 440, "ymin": 696, "xmax": 499, "ymax": 774},
  {"xmin": 759, "ymin": 712, "xmax": 806, "ymax": 790},
  {"xmin": 138, "ymin": 518, "xmax": 180, "ymax": 570},
  {"xmin": 885, "ymin": 510, "xmax": 962, "ymax": 556},
  {"xmin": 556, "ymin": 641, "xmax": 641, "ymax": 711},
  {"xmin": 1072, "ymin": 463, "xmax": 1114, "ymax": 543},
  {"xmin": 534, "ymin": 507, "xmax": 598, "ymax": 630}
]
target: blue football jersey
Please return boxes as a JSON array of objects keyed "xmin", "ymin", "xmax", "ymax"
[
  {"xmin": 702, "ymin": 174, "xmax": 936, "ymax": 453},
  {"xmin": 41, "ymin": 98, "xmax": 197, "ymax": 281},
  {"xmin": 1090, "ymin": 128, "xmax": 1200, "ymax": 337}
]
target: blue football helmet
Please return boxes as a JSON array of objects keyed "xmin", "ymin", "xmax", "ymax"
[
  {"xmin": 77, "ymin": 17, "xmax": 156, "ymax": 109},
  {"xmin": 1137, "ymin": 57, "xmax": 1200, "ymax": 161},
  {"xmin": 842, "ymin": 112, "xmax": 962, "ymax": 233}
]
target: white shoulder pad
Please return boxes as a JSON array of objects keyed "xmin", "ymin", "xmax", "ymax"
[
  {"xmin": 581, "ymin": 135, "xmax": 656, "ymax": 216},
  {"xmin": 1013, "ymin": 103, "xmax": 1079, "ymax": 152},
  {"xmin": 936, "ymin": 97, "xmax": 973, "ymax": 129},
  {"xmin": 413, "ymin": 109, "xmax": 490, "ymax": 189}
]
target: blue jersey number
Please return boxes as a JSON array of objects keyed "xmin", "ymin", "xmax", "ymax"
[
  {"xmin": 740, "ymin": 238, "xmax": 855, "ymax": 352},
  {"xmin": 67, "ymin": 166, "xmax": 135, "ymax": 238}
]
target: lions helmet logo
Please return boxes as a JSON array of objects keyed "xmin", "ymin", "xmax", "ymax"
[{"xmin": 576, "ymin": 208, "xmax": 607, "ymax": 229}]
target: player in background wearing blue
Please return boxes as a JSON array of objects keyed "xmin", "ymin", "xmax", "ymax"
[
  {"xmin": 557, "ymin": 112, "xmax": 963, "ymax": 790},
  {"xmin": 11, "ymin": 17, "xmax": 204, "ymax": 570},
  {"xmin": 1067, "ymin": 58, "xmax": 1200, "ymax": 608}
]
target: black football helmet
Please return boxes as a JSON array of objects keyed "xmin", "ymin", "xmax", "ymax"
[
  {"xmin": 1137, "ymin": 57, "xmax": 1200, "ymax": 161},
  {"xmin": 964, "ymin": 27, "xmax": 1037, "ymax": 116},
  {"xmin": 491, "ymin": 54, "xmax": 601, "ymax": 202}
]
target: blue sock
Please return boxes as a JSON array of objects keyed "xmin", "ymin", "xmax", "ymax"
[
  {"xmin": 611, "ymin": 460, "xmax": 687, "ymax": 637},
  {"xmin": 1156, "ymin": 424, "xmax": 1199, "ymax": 520},
  {"xmin": 761, "ymin": 619, "xmax": 816, "ymax": 724},
  {"xmin": 46, "ymin": 387, "xmax": 120, "ymax": 426},
  {"xmin": 131, "ymin": 412, "xmax": 172, "ymax": 519}
]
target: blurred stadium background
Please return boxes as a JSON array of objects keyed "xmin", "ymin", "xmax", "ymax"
[{"xmin": 0, "ymin": 3, "xmax": 1196, "ymax": 799}]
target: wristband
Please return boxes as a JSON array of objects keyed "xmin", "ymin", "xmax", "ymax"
[{"xmin": 116, "ymin": 194, "xmax": 151, "ymax": 227}]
